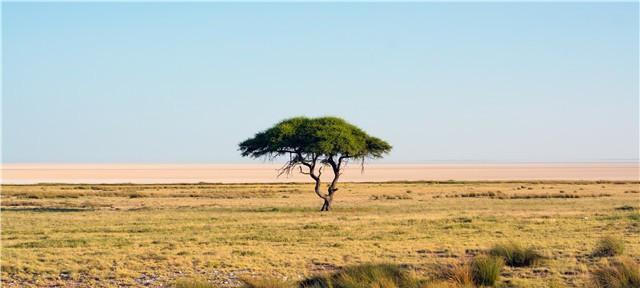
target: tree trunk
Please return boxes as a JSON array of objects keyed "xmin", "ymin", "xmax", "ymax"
[
  {"xmin": 305, "ymin": 157, "xmax": 342, "ymax": 212},
  {"xmin": 313, "ymin": 177, "xmax": 322, "ymax": 199},
  {"xmin": 321, "ymin": 164, "xmax": 340, "ymax": 212},
  {"xmin": 320, "ymin": 196, "xmax": 333, "ymax": 211},
  {"xmin": 311, "ymin": 175, "xmax": 331, "ymax": 211}
]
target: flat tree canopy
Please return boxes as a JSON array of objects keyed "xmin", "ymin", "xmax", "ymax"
[{"xmin": 239, "ymin": 116, "xmax": 392, "ymax": 211}]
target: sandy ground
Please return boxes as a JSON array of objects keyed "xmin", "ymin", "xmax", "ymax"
[{"xmin": 1, "ymin": 163, "xmax": 638, "ymax": 184}]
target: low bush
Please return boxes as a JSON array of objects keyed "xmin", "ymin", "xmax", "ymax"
[
  {"xmin": 489, "ymin": 242, "xmax": 543, "ymax": 267},
  {"xmin": 593, "ymin": 236, "xmax": 625, "ymax": 257},
  {"xmin": 591, "ymin": 257, "xmax": 640, "ymax": 288}
]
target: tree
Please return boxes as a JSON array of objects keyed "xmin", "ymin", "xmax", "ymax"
[{"xmin": 239, "ymin": 116, "xmax": 392, "ymax": 211}]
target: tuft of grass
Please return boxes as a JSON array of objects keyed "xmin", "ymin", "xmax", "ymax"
[
  {"xmin": 299, "ymin": 275, "xmax": 332, "ymax": 288},
  {"xmin": 437, "ymin": 262, "xmax": 473, "ymax": 287},
  {"xmin": 489, "ymin": 242, "xmax": 543, "ymax": 267},
  {"xmin": 241, "ymin": 277, "xmax": 293, "ymax": 288},
  {"xmin": 173, "ymin": 278, "xmax": 215, "ymax": 288},
  {"xmin": 299, "ymin": 263, "xmax": 425, "ymax": 288},
  {"xmin": 593, "ymin": 236, "xmax": 625, "ymax": 257},
  {"xmin": 334, "ymin": 263, "xmax": 424, "ymax": 288},
  {"xmin": 470, "ymin": 255, "xmax": 503, "ymax": 286},
  {"xmin": 437, "ymin": 256, "xmax": 503, "ymax": 287},
  {"xmin": 591, "ymin": 257, "xmax": 640, "ymax": 288}
]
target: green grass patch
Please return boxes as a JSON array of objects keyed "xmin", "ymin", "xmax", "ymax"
[
  {"xmin": 471, "ymin": 255, "xmax": 503, "ymax": 286},
  {"xmin": 489, "ymin": 242, "xmax": 543, "ymax": 267}
]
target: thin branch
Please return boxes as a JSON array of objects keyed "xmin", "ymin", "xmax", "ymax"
[{"xmin": 298, "ymin": 166, "xmax": 310, "ymax": 175}]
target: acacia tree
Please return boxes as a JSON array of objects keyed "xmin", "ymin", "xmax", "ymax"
[{"xmin": 239, "ymin": 117, "xmax": 392, "ymax": 211}]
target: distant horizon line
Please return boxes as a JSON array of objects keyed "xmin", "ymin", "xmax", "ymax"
[{"xmin": 2, "ymin": 160, "xmax": 638, "ymax": 166}]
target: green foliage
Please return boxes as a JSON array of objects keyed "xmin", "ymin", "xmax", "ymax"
[
  {"xmin": 489, "ymin": 242, "xmax": 543, "ymax": 267},
  {"xmin": 470, "ymin": 256, "xmax": 503, "ymax": 286},
  {"xmin": 593, "ymin": 236, "xmax": 625, "ymax": 257},
  {"xmin": 592, "ymin": 257, "xmax": 640, "ymax": 288},
  {"xmin": 239, "ymin": 117, "xmax": 392, "ymax": 160}
]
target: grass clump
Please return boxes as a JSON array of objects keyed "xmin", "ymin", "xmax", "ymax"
[
  {"xmin": 333, "ymin": 263, "xmax": 424, "ymax": 288},
  {"xmin": 437, "ymin": 263, "xmax": 473, "ymax": 287},
  {"xmin": 173, "ymin": 278, "xmax": 215, "ymax": 288},
  {"xmin": 470, "ymin": 256, "xmax": 503, "ymax": 286},
  {"xmin": 591, "ymin": 257, "xmax": 640, "ymax": 288},
  {"xmin": 242, "ymin": 277, "xmax": 293, "ymax": 288},
  {"xmin": 300, "ymin": 263, "xmax": 425, "ymax": 288},
  {"xmin": 437, "ymin": 256, "xmax": 503, "ymax": 287},
  {"xmin": 593, "ymin": 236, "xmax": 625, "ymax": 257},
  {"xmin": 489, "ymin": 242, "xmax": 543, "ymax": 267}
]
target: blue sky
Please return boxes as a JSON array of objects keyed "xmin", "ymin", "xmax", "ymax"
[{"xmin": 3, "ymin": 2, "xmax": 638, "ymax": 163}]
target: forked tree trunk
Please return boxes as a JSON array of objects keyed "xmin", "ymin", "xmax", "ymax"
[
  {"xmin": 320, "ymin": 197, "xmax": 333, "ymax": 211},
  {"xmin": 319, "ymin": 166, "xmax": 340, "ymax": 212},
  {"xmin": 305, "ymin": 157, "xmax": 343, "ymax": 212},
  {"xmin": 311, "ymin": 175, "xmax": 330, "ymax": 211}
]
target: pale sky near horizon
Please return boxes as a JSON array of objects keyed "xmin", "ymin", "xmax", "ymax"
[{"xmin": 2, "ymin": 2, "xmax": 639, "ymax": 163}]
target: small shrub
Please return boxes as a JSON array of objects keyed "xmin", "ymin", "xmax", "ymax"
[
  {"xmin": 591, "ymin": 257, "xmax": 640, "ymax": 288},
  {"xmin": 489, "ymin": 242, "xmax": 543, "ymax": 267},
  {"xmin": 593, "ymin": 236, "xmax": 625, "ymax": 257},
  {"xmin": 173, "ymin": 278, "xmax": 215, "ymax": 288},
  {"xmin": 471, "ymin": 255, "xmax": 503, "ymax": 286}
]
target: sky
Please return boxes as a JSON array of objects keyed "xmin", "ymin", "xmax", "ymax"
[{"xmin": 2, "ymin": 2, "xmax": 638, "ymax": 164}]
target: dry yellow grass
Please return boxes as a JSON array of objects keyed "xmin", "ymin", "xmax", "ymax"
[{"xmin": 1, "ymin": 181, "xmax": 639, "ymax": 287}]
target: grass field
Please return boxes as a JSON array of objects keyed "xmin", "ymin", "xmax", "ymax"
[{"xmin": 1, "ymin": 181, "xmax": 639, "ymax": 287}]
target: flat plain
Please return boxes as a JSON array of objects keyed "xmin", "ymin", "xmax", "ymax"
[
  {"xmin": 1, "ymin": 181, "xmax": 639, "ymax": 287},
  {"xmin": 2, "ymin": 163, "xmax": 638, "ymax": 184}
]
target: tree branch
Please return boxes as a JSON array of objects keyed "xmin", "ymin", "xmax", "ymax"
[{"xmin": 298, "ymin": 166, "xmax": 310, "ymax": 175}]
